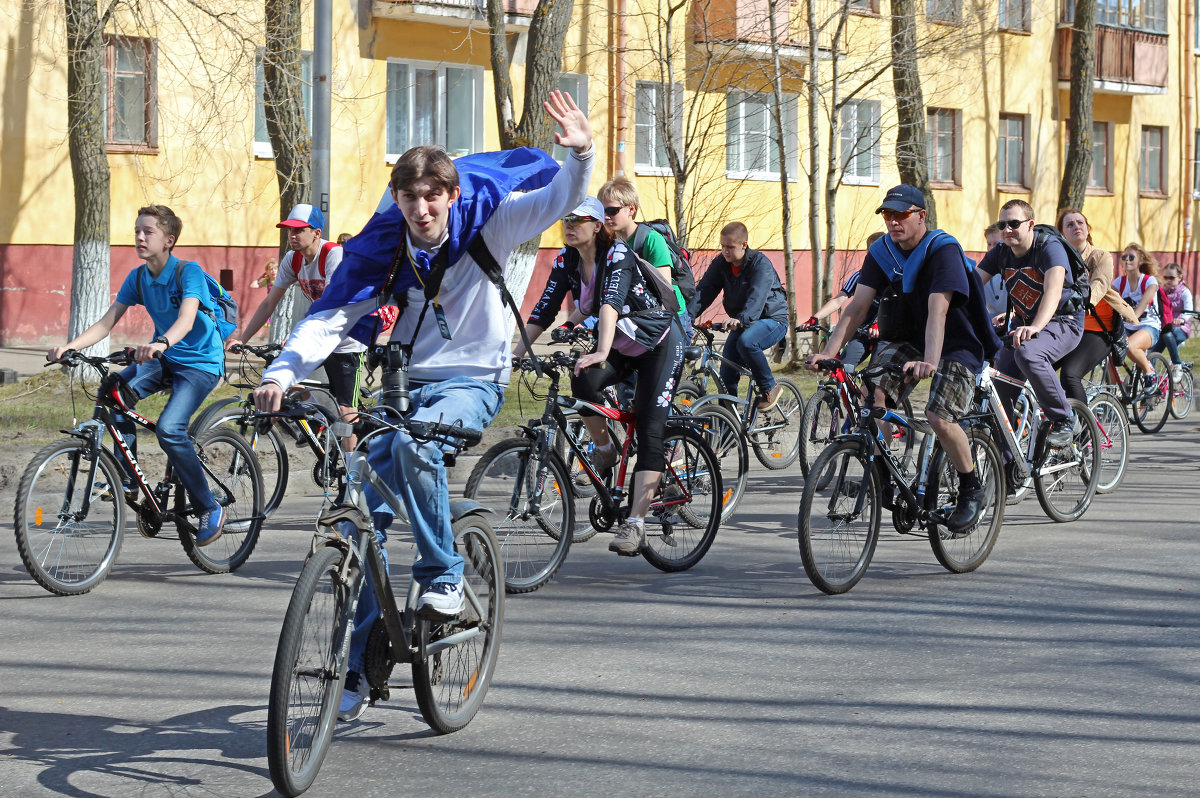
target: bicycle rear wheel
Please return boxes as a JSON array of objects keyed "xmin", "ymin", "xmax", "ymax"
[
  {"xmin": 797, "ymin": 439, "xmax": 880, "ymax": 594},
  {"xmin": 413, "ymin": 515, "xmax": 503, "ymax": 733},
  {"xmin": 750, "ymin": 376, "xmax": 804, "ymax": 470},
  {"xmin": 1088, "ymin": 390, "xmax": 1129, "ymax": 494},
  {"xmin": 267, "ymin": 544, "xmax": 359, "ymax": 798},
  {"xmin": 799, "ymin": 387, "xmax": 840, "ymax": 479},
  {"xmin": 641, "ymin": 424, "xmax": 722, "ymax": 572},
  {"xmin": 1132, "ymin": 352, "xmax": 1171, "ymax": 434},
  {"xmin": 1034, "ymin": 399, "xmax": 1102, "ymax": 522},
  {"xmin": 924, "ymin": 427, "xmax": 1004, "ymax": 574},
  {"xmin": 199, "ymin": 400, "xmax": 290, "ymax": 515},
  {"xmin": 14, "ymin": 438, "xmax": 126, "ymax": 596},
  {"xmin": 464, "ymin": 437, "xmax": 574, "ymax": 594},
  {"xmin": 1170, "ymin": 366, "xmax": 1193, "ymax": 419},
  {"xmin": 689, "ymin": 404, "xmax": 747, "ymax": 522},
  {"xmin": 180, "ymin": 429, "xmax": 264, "ymax": 573}
]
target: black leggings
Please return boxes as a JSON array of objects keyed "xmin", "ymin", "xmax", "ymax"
[
  {"xmin": 571, "ymin": 326, "xmax": 685, "ymax": 473},
  {"xmin": 1056, "ymin": 330, "xmax": 1111, "ymax": 403}
]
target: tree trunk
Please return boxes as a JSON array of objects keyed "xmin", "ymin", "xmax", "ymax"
[
  {"xmin": 889, "ymin": 0, "xmax": 936, "ymax": 228},
  {"xmin": 1059, "ymin": 0, "xmax": 1097, "ymax": 211},
  {"xmin": 65, "ymin": 0, "xmax": 111, "ymax": 357},
  {"xmin": 264, "ymin": 0, "xmax": 312, "ymax": 342}
]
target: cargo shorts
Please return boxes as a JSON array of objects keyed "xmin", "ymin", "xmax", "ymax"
[{"xmin": 871, "ymin": 341, "xmax": 977, "ymax": 423}]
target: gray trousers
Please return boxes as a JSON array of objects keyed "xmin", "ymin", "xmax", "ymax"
[{"xmin": 993, "ymin": 313, "xmax": 1084, "ymax": 422}]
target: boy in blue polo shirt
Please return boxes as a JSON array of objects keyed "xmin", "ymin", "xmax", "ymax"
[{"xmin": 47, "ymin": 205, "xmax": 228, "ymax": 545}]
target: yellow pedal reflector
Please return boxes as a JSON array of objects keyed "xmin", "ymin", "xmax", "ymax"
[{"xmin": 35, "ymin": 508, "xmax": 43, "ymax": 526}]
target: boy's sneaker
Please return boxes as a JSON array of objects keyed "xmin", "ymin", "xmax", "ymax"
[
  {"xmin": 338, "ymin": 670, "xmax": 368, "ymax": 722},
  {"xmin": 417, "ymin": 581, "xmax": 465, "ymax": 618},
  {"xmin": 195, "ymin": 506, "xmax": 226, "ymax": 547},
  {"xmin": 609, "ymin": 519, "xmax": 645, "ymax": 556},
  {"xmin": 1046, "ymin": 414, "xmax": 1075, "ymax": 448}
]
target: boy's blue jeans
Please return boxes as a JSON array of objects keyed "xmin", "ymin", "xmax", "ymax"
[
  {"xmin": 115, "ymin": 358, "xmax": 221, "ymax": 514},
  {"xmin": 719, "ymin": 318, "xmax": 788, "ymax": 397}
]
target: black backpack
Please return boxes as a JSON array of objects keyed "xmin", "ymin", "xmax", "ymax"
[
  {"xmin": 631, "ymin": 220, "xmax": 697, "ymax": 312},
  {"xmin": 1031, "ymin": 224, "xmax": 1093, "ymax": 315}
]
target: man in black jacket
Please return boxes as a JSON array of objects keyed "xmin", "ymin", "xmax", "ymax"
[{"xmin": 696, "ymin": 222, "xmax": 789, "ymax": 409}]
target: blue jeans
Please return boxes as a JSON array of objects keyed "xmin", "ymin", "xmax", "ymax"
[
  {"xmin": 1151, "ymin": 326, "xmax": 1187, "ymax": 364},
  {"xmin": 719, "ymin": 318, "xmax": 787, "ymax": 397},
  {"xmin": 347, "ymin": 377, "xmax": 504, "ymax": 675},
  {"xmin": 115, "ymin": 358, "xmax": 221, "ymax": 514}
]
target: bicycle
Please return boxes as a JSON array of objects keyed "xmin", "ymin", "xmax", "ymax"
[
  {"xmin": 798, "ymin": 361, "xmax": 1004, "ymax": 595},
  {"xmin": 1169, "ymin": 360, "xmax": 1193, "ymax": 420},
  {"xmin": 684, "ymin": 324, "xmax": 804, "ymax": 470},
  {"xmin": 14, "ymin": 349, "xmax": 264, "ymax": 596},
  {"xmin": 464, "ymin": 349, "xmax": 724, "ymax": 593},
  {"xmin": 1083, "ymin": 345, "xmax": 1171, "ymax": 435},
  {"xmin": 1085, "ymin": 388, "xmax": 1130, "ymax": 494},
  {"xmin": 265, "ymin": 341, "xmax": 502, "ymax": 797}
]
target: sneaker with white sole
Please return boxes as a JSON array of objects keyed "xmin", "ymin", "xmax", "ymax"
[
  {"xmin": 609, "ymin": 520, "xmax": 645, "ymax": 556},
  {"xmin": 338, "ymin": 670, "xmax": 368, "ymax": 722},
  {"xmin": 195, "ymin": 506, "xmax": 226, "ymax": 547},
  {"xmin": 417, "ymin": 581, "xmax": 465, "ymax": 618}
]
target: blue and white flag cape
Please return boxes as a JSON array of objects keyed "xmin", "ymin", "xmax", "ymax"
[{"xmin": 309, "ymin": 147, "xmax": 561, "ymax": 345}]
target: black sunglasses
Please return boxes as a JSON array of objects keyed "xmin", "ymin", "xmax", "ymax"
[
  {"xmin": 996, "ymin": 218, "xmax": 1031, "ymax": 230},
  {"xmin": 603, "ymin": 206, "xmax": 624, "ymax": 217},
  {"xmin": 562, "ymin": 215, "xmax": 596, "ymax": 227}
]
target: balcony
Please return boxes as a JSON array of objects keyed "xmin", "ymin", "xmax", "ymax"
[
  {"xmin": 372, "ymin": 0, "xmax": 536, "ymax": 29},
  {"xmin": 1055, "ymin": 23, "xmax": 1168, "ymax": 95},
  {"xmin": 693, "ymin": 0, "xmax": 810, "ymax": 60}
]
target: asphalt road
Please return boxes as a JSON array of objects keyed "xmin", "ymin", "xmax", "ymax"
[{"xmin": 1, "ymin": 424, "xmax": 1198, "ymax": 798}]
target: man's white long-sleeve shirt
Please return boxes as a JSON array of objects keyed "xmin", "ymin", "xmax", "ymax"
[{"xmin": 263, "ymin": 147, "xmax": 593, "ymax": 390}]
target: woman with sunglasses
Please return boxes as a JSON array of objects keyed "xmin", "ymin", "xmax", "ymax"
[
  {"xmin": 1053, "ymin": 208, "xmax": 1138, "ymax": 402},
  {"xmin": 1150, "ymin": 263, "xmax": 1194, "ymax": 383},
  {"xmin": 1114, "ymin": 243, "xmax": 1163, "ymax": 398},
  {"xmin": 515, "ymin": 196, "xmax": 685, "ymax": 557}
]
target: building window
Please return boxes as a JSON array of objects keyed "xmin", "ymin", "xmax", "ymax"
[
  {"xmin": 102, "ymin": 36, "xmax": 156, "ymax": 151},
  {"xmin": 849, "ymin": 0, "xmax": 879, "ymax": 12},
  {"xmin": 554, "ymin": 74, "xmax": 589, "ymax": 162},
  {"xmin": 1091, "ymin": 0, "xmax": 1167, "ymax": 32},
  {"xmin": 725, "ymin": 89, "xmax": 799, "ymax": 178},
  {"xmin": 635, "ymin": 81, "xmax": 681, "ymax": 173},
  {"xmin": 927, "ymin": 0, "xmax": 960, "ymax": 22},
  {"xmin": 1140, "ymin": 125, "xmax": 1166, "ymax": 195},
  {"xmin": 255, "ymin": 50, "xmax": 312, "ymax": 159},
  {"xmin": 998, "ymin": 0, "xmax": 1029, "ymax": 31},
  {"xmin": 385, "ymin": 61, "xmax": 483, "ymax": 162},
  {"xmin": 997, "ymin": 114, "xmax": 1026, "ymax": 188},
  {"xmin": 840, "ymin": 100, "xmax": 881, "ymax": 184},
  {"xmin": 1063, "ymin": 119, "xmax": 1111, "ymax": 192},
  {"xmin": 926, "ymin": 108, "xmax": 959, "ymax": 185}
]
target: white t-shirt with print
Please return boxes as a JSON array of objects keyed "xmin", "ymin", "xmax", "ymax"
[
  {"xmin": 1114, "ymin": 273, "xmax": 1162, "ymax": 332},
  {"xmin": 274, "ymin": 242, "xmax": 365, "ymax": 354}
]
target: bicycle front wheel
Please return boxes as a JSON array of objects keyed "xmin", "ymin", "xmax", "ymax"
[
  {"xmin": 200, "ymin": 402, "xmax": 290, "ymax": 515},
  {"xmin": 464, "ymin": 437, "xmax": 574, "ymax": 594},
  {"xmin": 750, "ymin": 376, "xmax": 804, "ymax": 470},
  {"xmin": 1034, "ymin": 399, "xmax": 1102, "ymax": 523},
  {"xmin": 267, "ymin": 544, "xmax": 360, "ymax": 798},
  {"xmin": 14, "ymin": 438, "xmax": 126, "ymax": 596},
  {"xmin": 924, "ymin": 427, "xmax": 1004, "ymax": 574},
  {"xmin": 413, "ymin": 515, "xmax": 504, "ymax": 733},
  {"xmin": 689, "ymin": 404, "xmax": 747, "ymax": 522},
  {"xmin": 180, "ymin": 428, "xmax": 264, "ymax": 573},
  {"xmin": 797, "ymin": 440, "xmax": 880, "ymax": 594},
  {"xmin": 1132, "ymin": 352, "xmax": 1171, "ymax": 434},
  {"xmin": 1088, "ymin": 390, "xmax": 1129, "ymax": 494},
  {"xmin": 641, "ymin": 424, "xmax": 722, "ymax": 572},
  {"xmin": 1170, "ymin": 366, "xmax": 1193, "ymax": 419},
  {"xmin": 799, "ymin": 387, "xmax": 840, "ymax": 479}
]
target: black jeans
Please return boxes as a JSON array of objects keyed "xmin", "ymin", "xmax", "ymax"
[{"xmin": 1056, "ymin": 330, "xmax": 1111, "ymax": 403}]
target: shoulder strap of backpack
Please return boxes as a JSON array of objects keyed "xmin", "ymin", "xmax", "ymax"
[
  {"xmin": 134, "ymin": 264, "xmax": 147, "ymax": 306},
  {"xmin": 630, "ymin": 223, "xmax": 648, "ymax": 257},
  {"xmin": 317, "ymin": 241, "xmax": 337, "ymax": 279},
  {"xmin": 466, "ymin": 236, "xmax": 543, "ymax": 377}
]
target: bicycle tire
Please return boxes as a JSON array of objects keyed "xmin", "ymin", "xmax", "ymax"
[
  {"xmin": 1004, "ymin": 387, "xmax": 1039, "ymax": 506},
  {"xmin": 797, "ymin": 439, "xmax": 880, "ymax": 594},
  {"xmin": 1034, "ymin": 399, "xmax": 1102, "ymax": 523},
  {"xmin": 180, "ymin": 428, "xmax": 264, "ymax": 573},
  {"xmin": 13, "ymin": 438, "xmax": 126, "ymax": 596},
  {"xmin": 1088, "ymin": 390, "xmax": 1129, "ymax": 494},
  {"xmin": 799, "ymin": 387, "xmax": 840, "ymax": 479},
  {"xmin": 640, "ymin": 424, "xmax": 722, "ymax": 572},
  {"xmin": 1170, "ymin": 368, "xmax": 1193, "ymax": 419},
  {"xmin": 750, "ymin": 376, "xmax": 804, "ymax": 470},
  {"xmin": 924, "ymin": 427, "xmax": 1004, "ymax": 574},
  {"xmin": 266, "ymin": 544, "xmax": 359, "ymax": 797},
  {"xmin": 463, "ymin": 437, "xmax": 574, "ymax": 594},
  {"xmin": 1132, "ymin": 352, "xmax": 1171, "ymax": 434},
  {"xmin": 673, "ymin": 380, "xmax": 705, "ymax": 411},
  {"xmin": 200, "ymin": 404, "xmax": 290, "ymax": 515},
  {"xmin": 413, "ymin": 515, "xmax": 504, "ymax": 733},
  {"xmin": 689, "ymin": 404, "xmax": 748, "ymax": 523}
]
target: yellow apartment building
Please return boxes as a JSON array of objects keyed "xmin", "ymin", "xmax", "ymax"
[{"xmin": 0, "ymin": 0, "xmax": 1197, "ymax": 344}]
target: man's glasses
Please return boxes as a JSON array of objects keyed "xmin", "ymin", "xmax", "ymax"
[
  {"xmin": 1121, "ymin": 254, "xmax": 1138, "ymax": 262},
  {"xmin": 880, "ymin": 209, "xmax": 917, "ymax": 222},
  {"xmin": 603, "ymin": 206, "xmax": 624, "ymax": 217},
  {"xmin": 562, "ymin": 215, "xmax": 596, "ymax": 227},
  {"xmin": 996, "ymin": 218, "xmax": 1031, "ymax": 230}
]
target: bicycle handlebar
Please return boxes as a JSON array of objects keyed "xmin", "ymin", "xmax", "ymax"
[
  {"xmin": 550, "ymin": 325, "xmax": 595, "ymax": 345},
  {"xmin": 46, "ymin": 348, "xmax": 137, "ymax": 371},
  {"xmin": 229, "ymin": 342, "xmax": 282, "ymax": 362}
]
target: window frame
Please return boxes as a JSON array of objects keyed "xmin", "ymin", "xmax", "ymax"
[
  {"xmin": 254, "ymin": 48, "xmax": 313, "ymax": 160},
  {"xmin": 840, "ymin": 99, "xmax": 882, "ymax": 186},
  {"xmin": 634, "ymin": 80, "xmax": 683, "ymax": 176},
  {"xmin": 848, "ymin": 0, "xmax": 880, "ymax": 14},
  {"xmin": 926, "ymin": 107, "xmax": 960, "ymax": 187},
  {"xmin": 382, "ymin": 58, "xmax": 485, "ymax": 165},
  {"xmin": 724, "ymin": 88, "xmax": 799, "ymax": 181},
  {"xmin": 1139, "ymin": 125, "xmax": 1167, "ymax": 197},
  {"xmin": 554, "ymin": 73, "xmax": 589, "ymax": 163},
  {"xmin": 926, "ymin": 0, "xmax": 961, "ymax": 24},
  {"xmin": 102, "ymin": 35, "xmax": 158, "ymax": 154},
  {"xmin": 998, "ymin": 0, "xmax": 1031, "ymax": 32},
  {"xmin": 997, "ymin": 113, "xmax": 1028, "ymax": 190}
]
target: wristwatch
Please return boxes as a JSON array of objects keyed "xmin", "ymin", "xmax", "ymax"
[{"xmin": 153, "ymin": 335, "xmax": 171, "ymax": 349}]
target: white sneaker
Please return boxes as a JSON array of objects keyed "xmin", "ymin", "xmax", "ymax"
[
  {"xmin": 417, "ymin": 581, "xmax": 465, "ymax": 618},
  {"xmin": 1172, "ymin": 365, "xmax": 1183, "ymax": 383},
  {"xmin": 337, "ymin": 670, "xmax": 368, "ymax": 722}
]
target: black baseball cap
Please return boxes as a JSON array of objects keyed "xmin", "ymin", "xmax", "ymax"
[{"xmin": 875, "ymin": 185, "xmax": 925, "ymax": 214}]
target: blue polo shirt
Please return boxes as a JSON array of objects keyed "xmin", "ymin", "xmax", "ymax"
[{"xmin": 115, "ymin": 255, "xmax": 225, "ymax": 375}]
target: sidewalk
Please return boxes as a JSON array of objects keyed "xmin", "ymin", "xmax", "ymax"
[{"xmin": 0, "ymin": 347, "xmax": 52, "ymax": 381}]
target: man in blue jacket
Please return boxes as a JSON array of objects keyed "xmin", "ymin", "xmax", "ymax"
[{"xmin": 695, "ymin": 221, "xmax": 789, "ymax": 409}]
